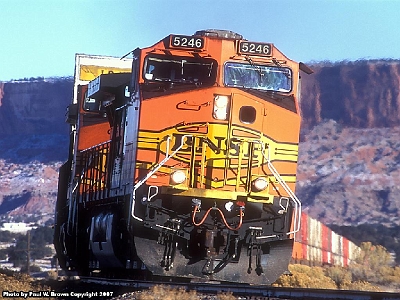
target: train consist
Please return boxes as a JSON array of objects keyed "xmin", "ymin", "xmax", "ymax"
[
  {"xmin": 54, "ymin": 30, "xmax": 313, "ymax": 284},
  {"xmin": 292, "ymin": 213, "xmax": 360, "ymax": 267}
]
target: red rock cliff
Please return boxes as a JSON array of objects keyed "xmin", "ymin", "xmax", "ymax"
[{"xmin": 301, "ymin": 60, "xmax": 400, "ymax": 128}]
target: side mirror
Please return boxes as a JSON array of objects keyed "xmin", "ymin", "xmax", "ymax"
[
  {"xmin": 66, "ymin": 103, "xmax": 78, "ymax": 124},
  {"xmin": 83, "ymin": 96, "xmax": 101, "ymax": 112}
]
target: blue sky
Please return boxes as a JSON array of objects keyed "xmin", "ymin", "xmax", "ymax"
[{"xmin": 1, "ymin": 0, "xmax": 400, "ymax": 81}]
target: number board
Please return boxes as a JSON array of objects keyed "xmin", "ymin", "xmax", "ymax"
[
  {"xmin": 239, "ymin": 41, "xmax": 272, "ymax": 57},
  {"xmin": 169, "ymin": 35, "xmax": 204, "ymax": 50},
  {"xmin": 87, "ymin": 76, "xmax": 100, "ymax": 98}
]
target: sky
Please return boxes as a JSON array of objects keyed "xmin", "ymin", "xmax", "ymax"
[{"xmin": 1, "ymin": 0, "xmax": 400, "ymax": 81}]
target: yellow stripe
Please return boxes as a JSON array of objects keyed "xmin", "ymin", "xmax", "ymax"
[
  {"xmin": 137, "ymin": 123, "xmax": 298, "ymax": 164},
  {"xmin": 136, "ymin": 123, "xmax": 298, "ymax": 196}
]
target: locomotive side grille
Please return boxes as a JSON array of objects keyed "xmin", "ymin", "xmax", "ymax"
[{"xmin": 77, "ymin": 141, "xmax": 111, "ymax": 202}]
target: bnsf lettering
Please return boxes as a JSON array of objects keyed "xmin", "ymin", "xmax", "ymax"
[
  {"xmin": 171, "ymin": 134, "xmax": 194, "ymax": 152},
  {"xmin": 172, "ymin": 134, "xmax": 225, "ymax": 155},
  {"xmin": 171, "ymin": 134, "xmax": 259, "ymax": 158},
  {"xmin": 203, "ymin": 136, "xmax": 225, "ymax": 154},
  {"xmin": 227, "ymin": 139, "xmax": 259, "ymax": 159}
]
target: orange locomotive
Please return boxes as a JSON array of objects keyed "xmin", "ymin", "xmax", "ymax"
[{"xmin": 54, "ymin": 30, "xmax": 312, "ymax": 284}]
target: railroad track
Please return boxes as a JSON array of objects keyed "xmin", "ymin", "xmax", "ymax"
[{"xmin": 48, "ymin": 276, "xmax": 400, "ymax": 300}]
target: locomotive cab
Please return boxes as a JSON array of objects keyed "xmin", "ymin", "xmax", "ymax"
[{"xmin": 54, "ymin": 29, "xmax": 311, "ymax": 285}]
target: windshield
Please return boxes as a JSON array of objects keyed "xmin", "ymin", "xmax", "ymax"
[
  {"xmin": 224, "ymin": 62, "xmax": 292, "ymax": 92},
  {"xmin": 144, "ymin": 54, "xmax": 217, "ymax": 86}
]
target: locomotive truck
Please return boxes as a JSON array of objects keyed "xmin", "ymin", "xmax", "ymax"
[{"xmin": 54, "ymin": 29, "xmax": 312, "ymax": 284}]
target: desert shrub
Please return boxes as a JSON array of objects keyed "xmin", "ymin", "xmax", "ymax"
[
  {"xmin": 324, "ymin": 266, "xmax": 352, "ymax": 288},
  {"xmin": 354, "ymin": 242, "xmax": 392, "ymax": 270},
  {"xmin": 138, "ymin": 285, "xmax": 236, "ymax": 300},
  {"xmin": 139, "ymin": 286, "xmax": 198, "ymax": 300},
  {"xmin": 340, "ymin": 280, "xmax": 381, "ymax": 292},
  {"xmin": 47, "ymin": 270, "xmax": 58, "ymax": 280},
  {"xmin": 349, "ymin": 263, "xmax": 373, "ymax": 283},
  {"xmin": 374, "ymin": 266, "xmax": 400, "ymax": 287},
  {"xmin": 274, "ymin": 265, "xmax": 337, "ymax": 289},
  {"xmin": 350, "ymin": 242, "xmax": 393, "ymax": 283},
  {"xmin": 217, "ymin": 292, "xmax": 236, "ymax": 300}
]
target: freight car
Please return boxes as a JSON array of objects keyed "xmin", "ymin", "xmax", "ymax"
[
  {"xmin": 292, "ymin": 213, "xmax": 360, "ymax": 267},
  {"xmin": 54, "ymin": 29, "xmax": 313, "ymax": 285}
]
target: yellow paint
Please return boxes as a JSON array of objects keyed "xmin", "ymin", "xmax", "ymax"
[
  {"xmin": 136, "ymin": 123, "xmax": 298, "ymax": 201},
  {"xmin": 137, "ymin": 123, "xmax": 298, "ymax": 165},
  {"xmin": 79, "ymin": 65, "xmax": 131, "ymax": 81}
]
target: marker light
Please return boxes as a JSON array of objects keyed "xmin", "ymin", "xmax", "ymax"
[
  {"xmin": 252, "ymin": 177, "xmax": 268, "ymax": 191},
  {"xmin": 213, "ymin": 95, "xmax": 229, "ymax": 120},
  {"xmin": 170, "ymin": 170, "xmax": 187, "ymax": 185}
]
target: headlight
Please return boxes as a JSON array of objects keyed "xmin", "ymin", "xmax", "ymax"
[
  {"xmin": 224, "ymin": 201, "xmax": 234, "ymax": 212},
  {"xmin": 213, "ymin": 95, "xmax": 229, "ymax": 120},
  {"xmin": 214, "ymin": 95, "xmax": 229, "ymax": 108},
  {"xmin": 170, "ymin": 170, "xmax": 186, "ymax": 184},
  {"xmin": 252, "ymin": 177, "xmax": 268, "ymax": 191}
]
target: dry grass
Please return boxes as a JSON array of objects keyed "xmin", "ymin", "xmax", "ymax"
[
  {"xmin": 137, "ymin": 285, "xmax": 236, "ymax": 300},
  {"xmin": 0, "ymin": 269, "xmax": 50, "ymax": 300},
  {"xmin": 138, "ymin": 285, "xmax": 197, "ymax": 300},
  {"xmin": 273, "ymin": 264, "xmax": 384, "ymax": 292}
]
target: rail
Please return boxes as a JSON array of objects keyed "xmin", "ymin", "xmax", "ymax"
[{"xmin": 77, "ymin": 276, "xmax": 400, "ymax": 300}]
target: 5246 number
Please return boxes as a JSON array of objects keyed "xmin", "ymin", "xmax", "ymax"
[
  {"xmin": 170, "ymin": 35, "xmax": 204, "ymax": 49},
  {"xmin": 239, "ymin": 42, "xmax": 272, "ymax": 56}
]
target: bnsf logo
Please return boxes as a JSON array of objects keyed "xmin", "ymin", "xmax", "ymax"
[
  {"xmin": 138, "ymin": 124, "xmax": 298, "ymax": 166},
  {"xmin": 171, "ymin": 133, "xmax": 262, "ymax": 159}
]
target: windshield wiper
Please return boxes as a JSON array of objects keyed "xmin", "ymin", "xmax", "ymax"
[
  {"xmin": 245, "ymin": 56, "xmax": 264, "ymax": 80},
  {"xmin": 272, "ymin": 58, "xmax": 291, "ymax": 79}
]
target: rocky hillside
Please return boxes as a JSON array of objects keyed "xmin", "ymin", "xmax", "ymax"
[
  {"xmin": 0, "ymin": 78, "xmax": 71, "ymax": 223},
  {"xmin": 296, "ymin": 60, "xmax": 400, "ymax": 226},
  {"xmin": 2, "ymin": 61, "xmax": 400, "ymax": 227},
  {"xmin": 297, "ymin": 120, "xmax": 400, "ymax": 226},
  {"xmin": 0, "ymin": 135, "xmax": 65, "ymax": 219}
]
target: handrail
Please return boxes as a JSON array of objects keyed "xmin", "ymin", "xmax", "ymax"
[
  {"xmin": 131, "ymin": 135, "xmax": 192, "ymax": 221},
  {"xmin": 255, "ymin": 141, "xmax": 302, "ymax": 235},
  {"xmin": 67, "ymin": 152, "xmax": 95, "ymax": 235},
  {"xmin": 74, "ymin": 141, "xmax": 110, "ymax": 202}
]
